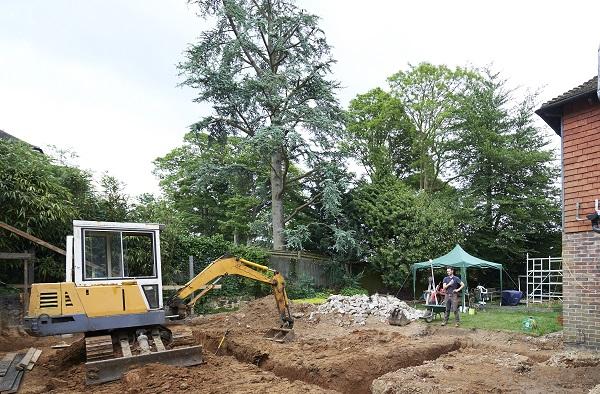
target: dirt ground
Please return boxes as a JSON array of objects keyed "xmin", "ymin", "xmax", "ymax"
[{"xmin": 3, "ymin": 296, "xmax": 600, "ymax": 393}]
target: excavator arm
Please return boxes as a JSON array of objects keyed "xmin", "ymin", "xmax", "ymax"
[{"xmin": 167, "ymin": 256, "xmax": 294, "ymax": 328}]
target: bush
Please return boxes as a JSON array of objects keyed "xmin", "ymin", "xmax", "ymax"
[
  {"xmin": 340, "ymin": 286, "xmax": 368, "ymax": 296},
  {"xmin": 286, "ymin": 275, "xmax": 317, "ymax": 299}
]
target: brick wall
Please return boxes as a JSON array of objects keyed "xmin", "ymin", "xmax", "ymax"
[
  {"xmin": 561, "ymin": 96, "xmax": 600, "ymax": 350},
  {"xmin": 562, "ymin": 98, "xmax": 600, "ymax": 233},
  {"xmin": 562, "ymin": 232, "xmax": 600, "ymax": 350}
]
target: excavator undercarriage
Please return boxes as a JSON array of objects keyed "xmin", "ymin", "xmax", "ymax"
[{"xmin": 84, "ymin": 325, "xmax": 200, "ymax": 384}]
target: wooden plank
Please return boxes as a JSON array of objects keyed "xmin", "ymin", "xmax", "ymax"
[
  {"xmin": 0, "ymin": 354, "xmax": 23, "ymax": 392},
  {"xmin": 16, "ymin": 348, "xmax": 36, "ymax": 371},
  {"xmin": 0, "ymin": 221, "xmax": 66, "ymax": 256},
  {"xmin": 26, "ymin": 349, "xmax": 42, "ymax": 371},
  {"xmin": 0, "ymin": 253, "xmax": 34, "ymax": 260},
  {"xmin": 0, "ymin": 354, "xmax": 16, "ymax": 377}
]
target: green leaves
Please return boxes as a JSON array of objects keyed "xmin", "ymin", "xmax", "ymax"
[
  {"xmin": 346, "ymin": 179, "xmax": 462, "ymax": 287},
  {"xmin": 180, "ymin": 0, "xmax": 344, "ymax": 249}
]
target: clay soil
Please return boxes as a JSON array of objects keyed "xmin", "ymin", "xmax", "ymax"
[{"xmin": 3, "ymin": 296, "xmax": 600, "ymax": 394}]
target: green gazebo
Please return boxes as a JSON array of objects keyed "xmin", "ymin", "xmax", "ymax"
[{"xmin": 411, "ymin": 244, "xmax": 503, "ymax": 307}]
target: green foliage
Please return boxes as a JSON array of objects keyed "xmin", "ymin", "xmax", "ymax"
[
  {"xmin": 387, "ymin": 63, "xmax": 480, "ymax": 191},
  {"xmin": 0, "ymin": 140, "xmax": 138, "ymax": 282},
  {"xmin": 153, "ymin": 132, "xmax": 269, "ymax": 242},
  {"xmin": 347, "ymin": 178, "xmax": 462, "ymax": 287},
  {"xmin": 0, "ymin": 140, "xmax": 75, "ymax": 250},
  {"xmin": 345, "ymin": 88, "xmax": 415, "ymax": 181},
  {"xmin": 285, "ymin": 274, "xmax": 317, "ymax": 299},
  {"xmin": 339, "ymin": 286, "xmax": 368, "ymax": 296},
  {"xmin": 179, "ymin": 0, "xmax": 345, "ymax": 250},
  {"xmin": 452, "ymin": 70, "xmax": 561, "ymax": 270},
  {"xmin": 97, "ymin": 174, "xmax": 129, "ymax": 222},
  {"xmin": 344, "ymin": 64, "xmax": 561, "ymax": 283},
  {"xmin": 0, "ymin": 141, "xmax": 82, "ymax": 281}
]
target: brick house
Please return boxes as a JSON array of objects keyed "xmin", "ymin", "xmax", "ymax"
[{"xmin": 536, "ymin": 75, "xmax": 600, "ymax": 350}]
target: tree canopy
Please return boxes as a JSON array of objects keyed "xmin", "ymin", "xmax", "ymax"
[{"xmin": 179, "ymin": 0, "xmax": 345, "ymax": 250}]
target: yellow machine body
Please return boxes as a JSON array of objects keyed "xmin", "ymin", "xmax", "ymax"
[{"xmin": 28, "ymin": 282, "xmax": 149, "ymax": 319}]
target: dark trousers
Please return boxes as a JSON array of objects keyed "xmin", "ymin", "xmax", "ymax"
[{"xmin": 444, "ymin": 292, "xmax": 460, "ymax": 323}]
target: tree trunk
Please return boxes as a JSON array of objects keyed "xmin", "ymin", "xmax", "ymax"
[{"xmin": 271, "ymin": 150, "xmax": 285, "ymax": 250}]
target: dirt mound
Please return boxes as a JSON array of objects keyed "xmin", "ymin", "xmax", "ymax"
[
  {"xmin": 546, "ymin": 350, "xmax": 600, "ymax": 368},
  {"xmin": 189, "ymin": 295, "xmax": 307, "ymax": 331},
  {"xmin": 372, "ymin": 347, "xmax": 600, "ymax": 394},
  {"xmin": 0, "ymin": 327, "xmax": 54, "ymax": 352}
]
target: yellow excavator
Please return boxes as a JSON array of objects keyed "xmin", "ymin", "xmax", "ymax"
[{"xmin": 23, "ymin": 220, "xmax": 294, "ymax": 384}]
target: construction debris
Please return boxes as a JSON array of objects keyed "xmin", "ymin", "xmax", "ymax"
[
  {"xmin": 310, "ymin": 294, "xmax": 425, "ymax": 326},
  {"xmin": 26, "ymin": 349, "xmax": 42, "ymax": 371},
  {"xmin": 0, "ymin": 353, "xmax": 24, "ymax": 394},
  {"xmin": 0, "ymin": 354, "xmax": 16, "ymax": 377},
  {"xmin": 16, "ymin": 348, "xmax": 36, "ymax": 371},
  {"xmin": 0, "ymin": 347, "xmax": 42, "ymax": 394}
]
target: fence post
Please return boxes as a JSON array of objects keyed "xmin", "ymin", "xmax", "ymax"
[{"xmin": 189, "ymin": 256, "xmax": 195, "ymax": 316}]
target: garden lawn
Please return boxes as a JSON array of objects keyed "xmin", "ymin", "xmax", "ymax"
[{"xmin": 445, "ymin": 307, "xmax": 562, "ymax": 336}]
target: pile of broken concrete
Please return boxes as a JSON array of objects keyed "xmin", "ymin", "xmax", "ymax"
[{"xmin": 309, "ymin": 294, "xmax": 425, "ymax": 326}]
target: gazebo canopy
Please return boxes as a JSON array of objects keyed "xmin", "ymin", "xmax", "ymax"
[{"xmin": 411, "ymin": 244, "xmax": 503, "ymax": 305}]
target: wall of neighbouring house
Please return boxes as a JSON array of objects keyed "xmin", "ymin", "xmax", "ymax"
[
  {"xmin": 0, "ymin": 294, "xmax": 23, "ymax": 329},
  {"xmin": 561, "ymin": 96, "xmax": 600, "ymax": 350}
]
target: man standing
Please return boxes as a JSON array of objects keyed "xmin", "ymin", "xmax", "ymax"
[{"xmin": 441, "ymin": 267, "xmax": 464, "ymax": 327}]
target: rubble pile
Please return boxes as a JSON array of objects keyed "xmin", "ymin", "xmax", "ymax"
[{"xmin": 310, "ymin": 294, "xmax": 425, "ymax": 326}]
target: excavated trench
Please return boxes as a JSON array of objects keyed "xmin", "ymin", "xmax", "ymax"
[{"xmin": 193, "ymin": 329, "xmax": 463, "ymax": 394}]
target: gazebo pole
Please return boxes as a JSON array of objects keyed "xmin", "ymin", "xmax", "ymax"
[
  {"xmin": 461, "ymin": 266, "xmax": 467, "ymax": 310},
  {"xmin": 500, "ymin": 269, "xmax": 503, "ymax": 306}
]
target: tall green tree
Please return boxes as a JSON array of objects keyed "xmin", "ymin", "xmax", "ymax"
[
  {"xmin": 345, "ymin": 88, "xmax": 415, "ymax": 181},
  {"xmin": 453, "ymin": 71, "xmax": 561, "ymax": 269},
  {"xmin": 154, "ymin": 131, "xmax": 269, "ymax": 243},
  {"xmin": 97, "ymin": 174, "xmax": 130, "ymax": 222},
  {"xmin": 0, "ymin": 140, "xmax": 107, "ymax": 280},
  {"xmin": 346, "ymin": 178, "xmax": 462, "ymax": 287},
  {"xmin": 388, "ymin": 63, "xmax": 478, "ymax": 191},
  {"xmin": 179, "ymin": 0, "xmax": 344, "ymax": 250},
  {"xmin": 0, "ymin": 140, "xmax": 74, "ymax": 252}
]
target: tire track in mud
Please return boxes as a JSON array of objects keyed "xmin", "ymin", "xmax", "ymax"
[{"xmin": 194, "ymin": 329, "xmax": 462, "ymax": 394}]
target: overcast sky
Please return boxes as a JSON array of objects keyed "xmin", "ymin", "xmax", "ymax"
[{"xmin": 1, "ymin": 1, "xmax": 599, "ymax": 197}]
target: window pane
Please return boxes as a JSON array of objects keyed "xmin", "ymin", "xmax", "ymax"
[
  {"xmin": 84, "ymin": 231, "xmax": 123, "ymax": 279},
  {"xmin": 123, "ymin": 232, "xmax": 155, "ymax": 277}
]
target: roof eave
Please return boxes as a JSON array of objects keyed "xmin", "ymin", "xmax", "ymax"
[{"xmin": 536, "ymin": 90, "xmax": 598, "ymax": 136}]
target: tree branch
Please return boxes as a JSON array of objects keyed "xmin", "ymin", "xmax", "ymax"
[
  {"xmin": 285, "ymin": 169, "xmax": 317, "ymax": 186},
  {"xmin": 284, "ymin": 191, "xmax": 323, "ymax": 223},
  {"xmin": 223, "ymin": 1, "xmax": 266, "ymax": 75}
]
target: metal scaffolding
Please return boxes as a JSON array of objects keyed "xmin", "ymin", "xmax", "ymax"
[{"xmin": 525, "ymin": 254, "xmax": 562, "ymax": 305}]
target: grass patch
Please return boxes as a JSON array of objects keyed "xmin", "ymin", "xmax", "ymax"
[
  {"xmin": 417, "ymin": 304, "xmax": 562, "ymax": 336},
  {"xmin": 292, "ymin": 291, "xmax": 331, "ymax": 304},
  {"xmin": 292, "ymin": 296, "xmax": 328, "ymax": 305}
]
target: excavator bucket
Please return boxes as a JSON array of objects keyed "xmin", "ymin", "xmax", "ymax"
[
  {"xmin": 85, "ymin": 345, "xmax": 203, "ymax": 385},
  {"xmin": 263, "ymin": 328, "xmax": 295, "ymax": 343}
]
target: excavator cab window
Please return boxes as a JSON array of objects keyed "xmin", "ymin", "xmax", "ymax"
[
  {"xmin": 123, "ymin": 232, "xmax": 155, "ymax": 277},
  {"xmin": 83, "ymin": 230, "xmax": 156, "ymax": 280}
]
